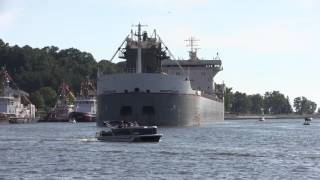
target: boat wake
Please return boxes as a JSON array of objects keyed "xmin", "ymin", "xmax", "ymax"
[{"xmin": 79, "ymin": 138, "xmax": 98, "ymax": 142}]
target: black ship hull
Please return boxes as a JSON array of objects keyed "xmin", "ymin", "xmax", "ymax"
[{"xmin": 97, "ymin": 93, "xmax": 224, "ymax": 127}]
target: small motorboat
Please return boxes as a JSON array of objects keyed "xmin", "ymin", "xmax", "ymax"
[
  {"xmin": 96, "ymin": 121, "xmax": 162, "ymax": 142},
  {"xmin": 303, "ymin": 117, "xmax": 312, "ymax": 125},
  {"xmin": 259, "ymin": 116, "xmax": 265, "ymax": 121},
  {"xmin": 258, "ymin": 108, "xmax": 265, "ymax": 121},
  {"xmin": 305, "ymin": 117, "xmax": 313, "ymax": 121},
  {"xmin": 303, "ymin": 121, "xmax": 310, "ymax": 125},
  {"xmin": 68, "ymin": 117, "xmax": 77, "ymax": 123}
]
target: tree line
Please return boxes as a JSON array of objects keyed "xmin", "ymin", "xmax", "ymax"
[
  {"xmin": 0, "ymin": 39, "xmax": 318, "ymax": 114},
  {"xmin": 224, "ymin": 88, "xmax": 317, "ymax": 115},
  {"xmin": 0, "ymin": 39, "xmax": 122, "ymax": 111}
]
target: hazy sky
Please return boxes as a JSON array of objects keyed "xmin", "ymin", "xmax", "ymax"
[{"xmin": 1, "ymin": 0, "xmax": 319, "ymax": 107}]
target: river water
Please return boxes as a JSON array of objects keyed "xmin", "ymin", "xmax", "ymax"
[{"xmin": 0, "ymin": 119, "xmax": 319, "ymax": 180}]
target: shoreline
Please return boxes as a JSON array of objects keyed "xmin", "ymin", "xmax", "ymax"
[{"xmin": 225, "ymin": 114, "xmax": 320, "ymax": 120}]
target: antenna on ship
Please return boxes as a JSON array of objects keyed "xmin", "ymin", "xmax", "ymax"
[
  {"xmin": 132, "ymin": 23, "xmax": 147, "ymax": 73},
  {"xmin": 153, "ymin": 29, "xmax": 157, "ymax": 39},
  {"xmin": 185, "ymin": 36, "xmax": 200, "ymax": 60}
]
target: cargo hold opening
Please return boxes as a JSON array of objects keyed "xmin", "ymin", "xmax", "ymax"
[
  {"xmin": 142, "ymin": 106, "xmax": 155, "ymax": 115},
  {"xmin": 120, "ymin": 106, "xmax": 132, "ymax": 115}
]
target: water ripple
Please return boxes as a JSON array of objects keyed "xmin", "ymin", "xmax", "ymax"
[{"xmin": 1, "ymin": 120, "xmax": 320, "ymax": 179}]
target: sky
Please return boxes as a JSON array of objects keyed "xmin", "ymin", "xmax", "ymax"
[{"xmin": 0, "ymin": 0, "xmax": 319, "ymax": 108}]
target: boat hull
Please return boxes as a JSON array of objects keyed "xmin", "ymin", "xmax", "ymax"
[
  {"xmin": 68, "ymin": 112, "xmax": 96, "ymax": 122},
  {"xmin": 97, "ymin": 93, "xmax": 224, "ymax": 127},
  {"xmin": 96, "ymin": 134, "xmax": 162, "ymax": 142}
]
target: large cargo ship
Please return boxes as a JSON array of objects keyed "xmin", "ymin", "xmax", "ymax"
[{"xmin": 97, "ymin": 24, "xmax": 224, "ymax": 126}]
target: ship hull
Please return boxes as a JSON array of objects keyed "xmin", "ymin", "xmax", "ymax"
[
  {"xmin": 69, "ymin": 112, "xmax": 96, "ymax": 122},
  {"xmin": 97, "ymin": 93, "xmax": 224, "ymax": 127}
]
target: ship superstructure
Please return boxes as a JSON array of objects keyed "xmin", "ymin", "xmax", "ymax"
[
  {"xmin": 69, "ymin": 78, "xmax": 97, "ymax": 122},
  {"xmin": 97, "ymin": 24, "xmax": 224, "ymax": 126},
  {"xmin": 161, "ymin": 37, "xmax": 224, "ymax": 100},
  {"xmin": 41, "ymin": 82, "xmax": 75, "ymax": 122},
  {"xmin": 115, "ymin": 26, "xmax": 169, "ymax": 73},
  {"xmin": 0, "ymin": 67, "xmax": 36, "ymax": 121}
]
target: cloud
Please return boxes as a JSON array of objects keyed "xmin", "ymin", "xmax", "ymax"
[
  {"xmin": 292, "ymin": 0, "xmax": 320, "ymax": 10},
  {"xmin": 0, "ymin": 0, "xmax": 4, "ymax": 8},
  {"xmin": 0, "ymin": 10, "xmax": 19, "ymax": 30},
  {"xmin": 198, "ymin": 20, "xmax": 320, "ymax": 55},
  {"xmin": 147, "ymin": 20, "xmax": 318, "ymax": 58},
  {"xmin": 119, "ymin": 0, "xmax": 209, "ymax": 10}
]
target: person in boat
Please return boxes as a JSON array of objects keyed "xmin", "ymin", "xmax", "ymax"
[
  {"xmin": 305, "ymin": 117, "xmax": 312, "ymax": 121},
  {"xmin": 117, "ymin": 121, "xmax": 138, "ymax": 128},
  {"xmin": 118, "ymin": 121, "xmax": 125, "ymax": 128},
  {"xmin": 103, "ymin": 121, "xmax": 113, "ymax": 128},
  {"xmin": 133, "ymin": 121, "xmax": 139, "ymax": 127}
]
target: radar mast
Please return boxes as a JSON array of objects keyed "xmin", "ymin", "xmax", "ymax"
[{"xmin": 185, "ymin": 36, "xmax": 200, "ymax": 60}]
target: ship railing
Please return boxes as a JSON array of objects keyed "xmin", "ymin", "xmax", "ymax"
[
  {"xmin": 75, "ymin": 96, "xmax": 96, "ymax": 101},
  {"xmin": 126, "ymin": 68, "xmax": 136, "ymax": 73}
]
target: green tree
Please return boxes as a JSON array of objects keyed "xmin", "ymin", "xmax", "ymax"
[
  {"xmin": 224, "ymin": 87, "xmax": 233, "ymax": 112},
  {"xmin": 42, "ymin": 46, "xmax": 59, "ymax": 56},
  {"xmin": 284, "ymin": 96, "xmax": 293, "ymax": 114},
  {"xmin": 30, "ymin": 91, "xmax": 45, "ymax": 109},
  {"xmin": 231, "ymin": 91, "xmax": 250, "ymax": 115},
  {"xmin": 0, "ymin": 39, "xmax": 6, "ymax": 47},
  {"xmin": 264, "ymin": 91, "xmax": 292, "ymax": 114},
  {"xmin": 39, "ymin": 87, "xmax": 57, "ymax": 109},
  {"xmin": 98, "ymin": 60, "xmax": 122, "ymax": 74},
  {"xmin": 248, "ymin": 94, "xmax": 264, "ymax": 114},
  {"xmin": 294, "ymin": 96, "xmax": 317, "ymax": 114},
  {"xmin": 0, "ymin": 39, "xmax": 100, "ymax": 99},
  {"xmin": 302, "ymin": 97, "xmax": 317, "ymax": 114},
  {"xmin": 308, "ymin": 101, "xmax": 317, "ymax": 114},
  {"xmin": 294, "ymin": 97, "xmax": 302, "ymax": 114}
]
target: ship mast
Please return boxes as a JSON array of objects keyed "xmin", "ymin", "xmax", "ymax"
[
  {"xmin": 132, "ymin": 23, "xmax": 147, "ymax": 73},
  {"xmin": 137, "ymin": 23, "xmax": 142, "ymax": 73},
  {"xmin": 0, "ymin": 67, "xmax": 12, "ymax": 96}
]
